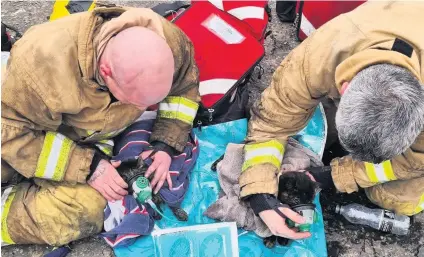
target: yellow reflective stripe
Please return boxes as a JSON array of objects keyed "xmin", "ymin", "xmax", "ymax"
[
  {"xmin": 162, "ymin": 96, "xmax": 199, "ymax": 110},
  {"xmin": 86, "ymin": 128, "xmax": 125, "ymax": 140},
  {"xmin": 244, "ymin": 140, "xmax": 284, "ymax": 154},
  {"xmin": 364, "ymin": 163, "xmax": 379, "ymax": 183},
  {"xmin": 158, "ymin": 97, "xmax": 199, "ymax": 124},
  {"xmin": 49, "ymin": 0, "xmax": 70, "ymax": 21},
  {"xmin": 364, "ymin": 160, "xmax": 395, "ymax": 183},
  {"xmin": 98, "ymin": 139, "xmax": 114, "ymax": 146},
  {"xmin": 49, "ymin": 0, "xmax": 96, "ymax": 21},
  {"xmin": 88, "ymin": 1, "xmax": 96, "ymax": 10},
  {"xmin": 158, "ymin": 111, "xmax": 195, "ymax": 124},
  {"xmin": 242, "ymin": 156, "xmax": 282, "ymax": 172},
  {"xmin": 96, "ymin": 140, "xmax": 114, "ymax": 156},
  {"xmin": 415, "ymin": 194, "xmax": 424, "ymax": 214},
  {"xmin": 382, "ymin": 160, "xmax": 396, "ymax": 181},
  {"xmin": 242, "ymin": 140, "xmax": 285, "ymax": 172},
  {"xmin": 35, "ymin": 132, "xmax": 73, "ymax": 181},
  {"xmin": 96, "ymin": 144, "xmax": 113, "ymax": 157},
  {"xmin": 1, "ymin": 187, "xmax": 16, "ymax": 245}
]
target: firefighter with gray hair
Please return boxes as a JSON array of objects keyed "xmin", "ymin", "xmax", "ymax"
[{"xmin": 240, "ymin": 1, "xmax": 424, "ymax": 240}]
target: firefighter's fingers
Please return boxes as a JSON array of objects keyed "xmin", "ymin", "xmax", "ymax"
[
  {"xmin": 97, "ymin": 187, "xmax": 114, "ymax": 202},
  {"xmin": 145, "ymin": 159, "xmax": 161, "ymax": 178},
  {"xmin": 111, "ymin": 160, "xmax": 121, "ymax": 168},
  {"xmin": 110, "ymin": 168, "xmax": 128, "ymax": 188},
  {"xmin": 140, "ymin": 150, "xmax": 154, "ymax": 160},
  {"xmin": 110, "ymin": 179, "xmax": 128, "ymax": 196},
  {"xmin": 104, "ymin": 184, "xmax": 124, "ymax": 201},
  {"xmin": 279, "ymin": 207, "xmax": 306, "ymax": 224},
  {"xmin": 281, "ymin": 229, "xmax": 311, "ymax": 240},
  {"xmin": 167, "ymin": 173, "xmax": 173, "ymax": 189},
  {"xmin": 154, "ymin": 171, "xmax": 168, "ymax": 194},
  {"xmin": 150, "ymin": 163, "xmax": 166, "ymax": 189}
]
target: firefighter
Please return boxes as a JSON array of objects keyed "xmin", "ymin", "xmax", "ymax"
[
  {"xmin": 242, "ymin": 1, "xmax": 424, "ymax": 239},
  {"xmin": 1, "ymin": 6, "xmax": 199, "ymax": 246}
]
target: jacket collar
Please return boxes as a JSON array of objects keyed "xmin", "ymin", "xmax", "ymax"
[
  {"xmin": 76, "ymin": 6, "xmax": 127, "ymax": 81},
  {"xmin": 77, "ymin": 6, "xmax": 166, "ymax": 86},
  {"xmin": 335, "ymin": 47, "xmax": 422, "ymax": 93}
]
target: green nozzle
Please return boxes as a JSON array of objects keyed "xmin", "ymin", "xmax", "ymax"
[
  {"xmin": 136, "ymin": 177, "xmax": 149, "ymax": 189},
  {"xmin": 298, "ymin": 223, "xmax": 311, "ymax": 232}
]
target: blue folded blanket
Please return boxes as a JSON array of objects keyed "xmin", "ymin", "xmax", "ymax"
[{"xmin": 115, "ymin": 105, "xmax": 328, "ymax": 257}]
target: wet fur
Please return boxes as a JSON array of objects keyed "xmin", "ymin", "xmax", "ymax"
[{"xmin": 263, "ymin": 172, "xmax": 319, "ymax": 248}]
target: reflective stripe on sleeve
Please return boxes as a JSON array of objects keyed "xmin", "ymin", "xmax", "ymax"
[
  {"xmin": 242, "ymin": 140, "xmax": 284, "ymax": 172},
  {"xmin": 158, "ymin": 97, "xmax": 199, "ymax": 125},
  {"xmin": 364, "ymin": 160, "xmax": 396, "ymax": 183},
  {"xmin": 35, "ymin": 132, "xmax": 73, "ymax": 181},
  {"xmin": 414, "ymin": 193, "xmax": 424, "ymax": 214},
  {"xmin": 96, "ymin": 139, "xmax": 114, "ymax": 157},
  {"xmin": 1, "ymin": 187, "xmax": 16, "ymax": 245}
]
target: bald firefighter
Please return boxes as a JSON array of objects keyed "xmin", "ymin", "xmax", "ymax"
[{"xmin": 1, "ymin": 6, "xmax": 199, "ymax": 245}]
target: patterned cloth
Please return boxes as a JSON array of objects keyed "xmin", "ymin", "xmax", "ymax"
[
  {"xmin": 102, "ymin": 196, "xmax": 155, "ymax": 248},
  {"xmin": 112, "ymin": 118, "xmax": 199, "ymax": 207}
]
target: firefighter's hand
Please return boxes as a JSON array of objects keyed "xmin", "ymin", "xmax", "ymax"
[
  {"xmin": 141, "ymin": 150, "xmax": 173, "ymax": 194},
  {"xmin": 88, "ymin": 159, "xmax": 128, "ymax": 201},
  {"xmin": 259, "ymin": 208, "xmax": 311, "ymax": 240}
]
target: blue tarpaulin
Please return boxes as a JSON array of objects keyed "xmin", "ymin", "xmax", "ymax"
[{"xmin": 114, "ymin": 105, "xmax": 328, "ymax": 257}]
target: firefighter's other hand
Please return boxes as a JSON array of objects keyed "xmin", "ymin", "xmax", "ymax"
[
  {"xmin": 88, "ymin": 159, "xmax": 128, "ymax": 201},
  {"xmin": 259, "ymin": 208, "xmax": 311, "ymax": 240},
  {"xmin": 141, "ymin": 150, "xmax": 173, "ymax": 194}
]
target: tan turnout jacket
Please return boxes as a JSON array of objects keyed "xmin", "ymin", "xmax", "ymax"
[
  {"xmin": 240, "ymin": 1, "xmax": 424, "ymax": 215},
  {"xmin": 1, "ymin": 6, "xmax": 200, "ymax": 185}
]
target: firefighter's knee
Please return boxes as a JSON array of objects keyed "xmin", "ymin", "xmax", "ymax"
[
  {"xmin": 4, "ymin": 181, "xmax": 106, "ymax": 246},
  {"xmin": 35, "ymin": 182, "xmax": 107, "ymax": 246},
  {"xmin": 365, "ymin": 178, "xmax": 424, "ymax": 216}
]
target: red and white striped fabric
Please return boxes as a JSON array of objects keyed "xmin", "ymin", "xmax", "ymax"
[
  {"xmin": 173, "ymin": 1, "xmax": 266, "ymax": 107},
  {"xmin": 296, "ymin": 1, "xmax": 366, "ymax": 41}
]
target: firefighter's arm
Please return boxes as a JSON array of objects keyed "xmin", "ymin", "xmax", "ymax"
[
  {"xmin": 150, "ymin": 24, "xmax": 200, "ymax": 153},
  {"xmin": 331, "ymin": 140, "xmax": 424, "ymax": 193},
  {"xmin": 239, "ymin": 42, "xmax": 329, "ymax": 198},
  {"xmin": 1, "ymin": 66, "xmax": 95, "ymax": 184},
  {"xmin": 1, "ymin": 115, "xmax": 94, "ymax": 184}
]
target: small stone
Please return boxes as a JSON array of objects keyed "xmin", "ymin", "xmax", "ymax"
[{"xmin": 418, "ymin": 246, "xmax": 424, "ymax": 257}]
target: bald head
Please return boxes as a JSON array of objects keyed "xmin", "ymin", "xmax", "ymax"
[{"xmin": 99, "ymin": 26, "xmax": 174, "ymax": 109}]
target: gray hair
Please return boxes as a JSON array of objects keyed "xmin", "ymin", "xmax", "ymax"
[{"xmin": 335, "ymin": 64, "xmax": 424, "ymax": 163}]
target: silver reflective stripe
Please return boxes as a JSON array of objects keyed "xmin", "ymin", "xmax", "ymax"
[{"xmin": 373, "ymin": 163, "xmax": 389, "ymax": 183}]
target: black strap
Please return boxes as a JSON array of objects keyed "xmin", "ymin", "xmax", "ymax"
[
  {"xmin": 391, "ymin": 38, "xmax": 413, "ymax": 58},
  {"xmin": 151, "ymin": 1, "xmax": 190, "ymax": 17},
  {"xmin": 274, "ymin": 205, "xmax": 288, "ymax": 219},
  {"xmin": 147, "ymin": 149, "xmax": 158, "ymax": 159}
]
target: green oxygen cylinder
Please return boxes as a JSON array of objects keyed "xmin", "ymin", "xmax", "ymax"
[{"xmin": 132, "ymin": 176, "xmax": 152, "ymax": 204}]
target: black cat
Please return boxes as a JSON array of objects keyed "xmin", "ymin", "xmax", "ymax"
[
  {"xmin": 117, "ymin": 158, "xmax": 188, "ymax": 221},
  {"xmin": 263, "ymin": 171, "xmax": 319, "ymax": 248}
]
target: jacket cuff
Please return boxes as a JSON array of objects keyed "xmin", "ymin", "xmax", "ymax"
[
  {"xmin": 88, "ymin": 150, "xmax": 110, "ymax": 179},
  {"xmin": 308, "ymin": 166, "xmax": 335, "ymax": 190},
  {"xmin": 330, "ymin": 156, "xmax": 359, "ymax": 193},
  {"xmin": 239, "ymin": 163, "xmax": 278, "ymax": 198},
  {"xmin": 150, "ymin": 141, "xmax": 180, "ymax": 157},
  {"xmin": 63, "ymin": 146, "xmax": 95, "ymax": 184},
  {"xmin": 248, "ymin": 194, "xmax": 275, "ymax": 215}
]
